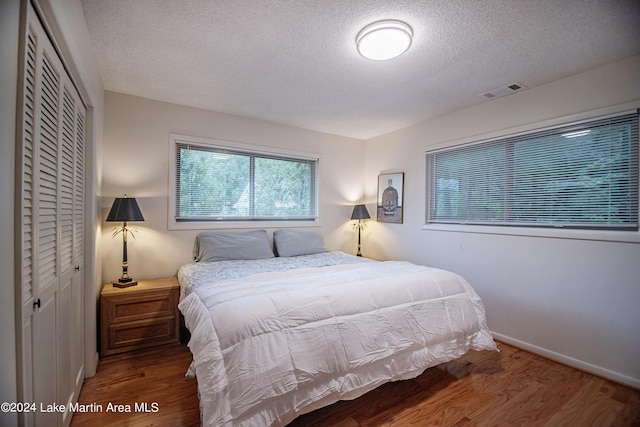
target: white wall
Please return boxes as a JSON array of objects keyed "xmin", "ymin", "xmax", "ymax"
[
  {"xmin": 100, "ymin": 92, "xmax": 366, "ymax": 282},
  {"xmin": 364, "ymin": 55, "xmax": 640, "ymax": 388},
  {"xmin": 1, "ymin": 1, "xmax": 20, "ymax": 425}
]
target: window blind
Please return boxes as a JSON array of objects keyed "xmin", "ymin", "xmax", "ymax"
[
  {"xmin": 175, "ymin": 141, "xmax": 318, "ymax": 221},
  {"xmin": 426, "ymin": 111, "xmax": 639, "ymax": 230}
]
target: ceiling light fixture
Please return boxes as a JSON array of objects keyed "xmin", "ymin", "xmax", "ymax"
[{"xmin": 356, "ymin": 20, "xmax": 413, "ymax": 61}]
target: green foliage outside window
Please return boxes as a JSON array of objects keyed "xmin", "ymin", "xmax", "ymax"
[{"xmin": 176, "ymin": 142, "xmax": 317, "ymax": 221}]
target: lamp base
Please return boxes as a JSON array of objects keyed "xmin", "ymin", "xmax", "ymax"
[{"xmin": 112, "ymin": 280, "xmax": 138, "ymax": 288}]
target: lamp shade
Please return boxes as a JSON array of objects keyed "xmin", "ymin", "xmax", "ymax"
[
  {"xmin": 351, "ymin": 204, "xmax": 370, "ymax": 220},
  {"xmin": 106, "ymin": 197, "xmax": 145, "ymax": 222}
]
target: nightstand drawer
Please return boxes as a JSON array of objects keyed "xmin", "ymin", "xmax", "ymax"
[
  {"xmin": 107, "ymin": 289, "xmax": 176, "ymax": 324},
  {"xmin": 100, "ymin": 276, "xmax": 180, "ymax": 357},
  {"xmin": 108, "ymin": 316, "xmax": 178, "ymax": 351}
]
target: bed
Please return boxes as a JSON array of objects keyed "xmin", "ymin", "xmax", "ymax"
[{"xmin": 178, "ymin": 230, "xmax": 497, "ymax": 426}]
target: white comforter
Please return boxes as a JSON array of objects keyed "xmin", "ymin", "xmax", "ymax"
[{"xmin": 179, "ymin": 260, "xmax": 497, "ymax": 426}]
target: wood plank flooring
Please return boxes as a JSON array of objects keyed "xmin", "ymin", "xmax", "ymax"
[
  {"xmin": 70, "ymin": 341, "xmax": 640, "ymax": 426},
  {"xmin": 70, "ymin": 344, "xmax": 199, "ymax": 427}
]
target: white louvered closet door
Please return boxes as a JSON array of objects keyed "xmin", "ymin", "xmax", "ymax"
[{"xmin": 18, "ymin": 3, "xmax": 86, "ymax": 426}]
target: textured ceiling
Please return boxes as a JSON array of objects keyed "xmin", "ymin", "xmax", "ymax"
[{"xmin": 81, "ymin": 0, "xmax": 640, "ymax": 140}]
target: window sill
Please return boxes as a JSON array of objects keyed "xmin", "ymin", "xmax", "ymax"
[{"xmin": 421, "ymin": 223, "xmax": 640, "ymax": 244}]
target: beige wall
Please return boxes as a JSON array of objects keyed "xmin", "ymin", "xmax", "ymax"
[
  {"xmin": 364, "ymin": 55, "xmax": 640, "ymax": 387},
  {"xmin": 100, "ymin": 92, "xmax": 366, "ymax": 282}
]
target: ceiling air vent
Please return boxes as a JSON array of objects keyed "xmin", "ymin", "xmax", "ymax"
[{"xmin": 480, "ymin": 82, "xmax": 527, "ymax": 100}]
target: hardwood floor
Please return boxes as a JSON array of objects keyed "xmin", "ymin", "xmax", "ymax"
[
  {"xmin": 71, "ymin": 341, "xmax": 640, "ymax": 426},
  {"xmin": 70, "ymin": 344, "xmax": 199, "ymax": 427}
]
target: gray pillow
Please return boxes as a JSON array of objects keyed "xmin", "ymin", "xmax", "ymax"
[
  {"xmin": 274, "ymin": 229, "xmax": 327, "ymax": 257},
  {"xmin": 193, "ymin": 230, "xmax": 274, "ymax": 262}
]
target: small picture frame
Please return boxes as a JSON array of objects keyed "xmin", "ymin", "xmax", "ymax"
[{"xmin": 377, "ymin": 172, "xmax": 404, "ymax": 223}]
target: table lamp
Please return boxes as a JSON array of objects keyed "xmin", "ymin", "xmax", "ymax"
[
  {"xmin": 106, "ymin": 195, "xmax": 145, "ymax": 287},
  {"xmin": 351, "ymin": 204, "xmax": 370, "ymax": 257}
]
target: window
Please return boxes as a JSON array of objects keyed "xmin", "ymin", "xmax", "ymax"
[
  {"xmin": 426, "ymin": 111, "xmax": 639, "ymax": 230},
  {"xmin": 172, "ymin": 135, "xmax": 318, "ymax": 223}
]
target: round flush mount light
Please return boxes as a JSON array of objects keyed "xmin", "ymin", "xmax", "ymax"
[{"xmin": 356, "ymin": 20, "xmax": 413, "ymax": 61}]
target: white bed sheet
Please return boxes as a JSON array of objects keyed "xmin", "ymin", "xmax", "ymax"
[{"xmin": 178, "ymin": 255, "xmax": 497, "ymax": 426}]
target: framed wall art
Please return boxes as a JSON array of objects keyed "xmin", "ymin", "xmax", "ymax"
[{"xmin": 377, "ymin": 172, "xmax": 404, "ymax": 224}]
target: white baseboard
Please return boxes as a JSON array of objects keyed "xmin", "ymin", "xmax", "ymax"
[
  {"xmin": 84, "ymin": 351, "xmax": 99, "ymax": 378},
  {"xmin": 491, "ymin": 331, "xmax": 640, "ymax": 390}
]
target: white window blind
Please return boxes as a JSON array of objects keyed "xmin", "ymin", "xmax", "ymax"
[
  {"xmin": 426, "ymin": 111, "xmax": 639, "ymax": 230},
  {"xmin": 175, "ymin": 140, "xmax": 318, "ymax": 221}
]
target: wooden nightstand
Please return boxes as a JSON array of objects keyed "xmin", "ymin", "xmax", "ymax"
[{"xmin": 100, "ymin": 276, "xmax": 180, "ymax": 357}]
